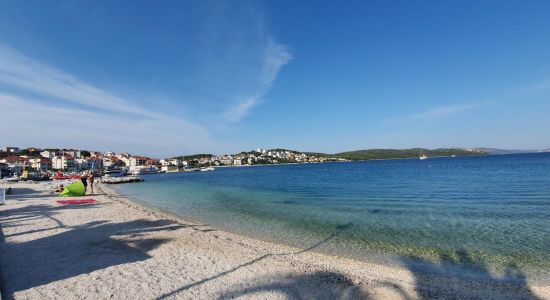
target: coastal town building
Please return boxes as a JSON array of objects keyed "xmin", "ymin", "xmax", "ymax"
[
  {"xmin": 29, "ymin": 157, "xmax": 52, "ymax": 171},
  {"xmin": 52, "ymin": 156, "xmax": 76, "ymax": 170},
  {"xmin": 62, "ymin": 149, "xmax": 81, "ymax": 158},
  {"xmin": 40, "ymin": 150, "xmax": 56, "ymax": 158},
  {"xmin": 0, "ymin": 162, "xmax": 9, "ymax": 177},
  {"xmin": 0, "ymin": 145, "xmax": 345, "ymax": 177},
  {"xmin": 129, "ymin": 156, "xmax": 147, "ymax": 166},
  {"xmin": 75, "ymin": 158, "xmax": 89, "ymax": 170},
  {"xmin": 86, "ymin": 158, "xmax": 103, "ymax": 170},
  {"xmin": 88, "ymin": 151, "xmax": 103, "ymax": 157},
  {"xmin": 102, "ymin": 156, "xmax": 114, "ymax": 168},
  {"xmin": 0, "ymin": 156, "xmax": 25, "ymax": 169},
  {"xmin": 0, "ymin": 156, "xmax": 29, "ymax": 175},
  {"xmin": 2, "ymin": 147, "xmax": 20, "ymax": 153}
]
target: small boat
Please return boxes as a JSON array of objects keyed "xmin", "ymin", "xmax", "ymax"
[
  {"xmin": 54, "ymin": 172, "xmax": 81, "ymax": 180},
  {"xmin": 419, "ymin": 150, "xmax": 428, "ymax": 160},
  {"xmin": 200, "ymin": 167, "xmax": 215, "ymax": 172}
]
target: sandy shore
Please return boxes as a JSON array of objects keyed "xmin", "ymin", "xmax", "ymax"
[{"xmin": 0, "ymin": 182, "xmax": 548, "ymax": 300}]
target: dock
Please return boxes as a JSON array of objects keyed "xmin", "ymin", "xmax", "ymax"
[{"xmin": 100, "ymin": 176, "xmax": 144, "ymax": 184}]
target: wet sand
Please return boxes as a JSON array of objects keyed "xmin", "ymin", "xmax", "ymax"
[{"xmin": 0, "ymin": 182, "xmax": 548, "ymax": 299}]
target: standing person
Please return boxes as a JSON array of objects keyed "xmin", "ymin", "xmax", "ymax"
[
  {"xmin": 88, "ymin": 173, "xmax": 95, "ymax": 195},
  {"xmin": 81, "ymin": 175, "xmax": 88, "ymax": 194}
]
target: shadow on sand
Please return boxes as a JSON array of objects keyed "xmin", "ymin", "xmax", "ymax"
[
  {"xmin": 157, "ymin": 222, "xmax": 391, "ymax": 299},
  {"xmin": 0, "ymin": 199, "xmax": 190, "ymax": 300},
  {"xmin": 401, "ymin": 249, "xmax": 541, "ymax": 299},
  {"xmin": 3, "ymin": 187, "xmax": 57, "ymax": 200},
  {"xmin": 219, "ymin": 271, "xmax": 369, "ymax": 299}
]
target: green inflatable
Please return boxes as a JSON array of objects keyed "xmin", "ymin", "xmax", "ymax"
[{"xmin": 59, "ymin": 180, "xmax": 85, "ymax": 197}]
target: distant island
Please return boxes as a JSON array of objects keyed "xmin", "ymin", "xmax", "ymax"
[
  {"xmin": 471, "ymin": 148, "xmax": 550, "ymax": 155},
  {"xmin": 311, "ymin": 148, "xmax": 487, "ymax": 161}
]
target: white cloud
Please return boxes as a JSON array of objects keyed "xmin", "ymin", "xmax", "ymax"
[
  {"xmin": 224, "ymin": 96, "xmax": 261, "ymax": 123},
  {"xmin": 260, "ymin": 39, "xmax": 293, "ymax": 89},
  {"xmin": 385, "ymin": 101, "xmax": 492, "ymax": 125},
  {"xmin": 0, "ymin": 93, "xmax": 215, "ymax": 157},
  {"xmin": 0, "ymin": 45, "xmax": 215, "ymax": 157},
  {"xmin": 0, "ymin": 45, "xmax": 153, "ymax": 117},
  {"xmin": 223, "ymin": 38, "xmax": 292, "ymax": 123}
]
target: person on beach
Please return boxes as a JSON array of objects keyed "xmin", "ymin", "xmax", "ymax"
[
  {"xmin": 81, "ymin": 175, "xmax": 88, "ymax": 194},
  {"xmin": 88, "ymin": 173, "xmax": 94, "ymax": 194}
]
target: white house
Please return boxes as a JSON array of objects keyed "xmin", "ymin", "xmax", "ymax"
[
  {"xmin": 52, "ymin": 156, "xmax": 76, "ymax": 170},
  {"xmin": 3, "ymin": 147, "xmax": 20, "ymax": 153},
  {"xmin": 40, "ymin": 150, "xmax": 55, "ymax": 158},
  {"xmin": 29, "ymin": 158, "xmax": 52, "ymax": 171},
  {"xmin": 129, "ymin": 156, "xmax": 147, "ymax": 166}
]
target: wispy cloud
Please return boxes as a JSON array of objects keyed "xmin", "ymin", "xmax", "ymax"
[
  {"xmin": 0, "ymin": 45, "xmax": 214, "ymax": 156},
  {"xmin": 0, "ymin": 45, "xmax": 153, "ymax": 117},
  {"xmin": 223, "ymin": 39, "xmax": 292, "ymax": 123},
  {"xmin": 385, "ymin": 101, "xmax": 493, "ymax": 125},
  {"xmin": 260, "ymin": 39, "xmax": 293, "ymax": 89}
]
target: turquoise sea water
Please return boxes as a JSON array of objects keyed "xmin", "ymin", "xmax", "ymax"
[{"xmin": 112, "ymin": 153, "xmax": 550, "ymax": 276}]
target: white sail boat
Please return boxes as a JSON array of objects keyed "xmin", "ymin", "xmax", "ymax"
[{"xmin": 419, "ymin": 149, "xmax": 428, "ymax": 160}]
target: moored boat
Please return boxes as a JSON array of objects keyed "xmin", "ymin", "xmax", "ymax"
[{"xmin": 419, "ymin": 150, "xmax": 428, "ymax": 160}]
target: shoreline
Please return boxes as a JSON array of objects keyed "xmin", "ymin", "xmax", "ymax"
[
  {"xmin": 163, "ymin": 152, "xmax": 549, "ymax": 173},
  {"xmin": 1, "ymin": 181, "xmax": 548, "ymax": 299},
  {"xmin": 107, "ymin": 182, "xmax": 550, "ymax": 282}
]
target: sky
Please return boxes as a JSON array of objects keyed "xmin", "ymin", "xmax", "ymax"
[{"xmin": 1, "ymin": 0, "xmax": 549, "ymax": 157}]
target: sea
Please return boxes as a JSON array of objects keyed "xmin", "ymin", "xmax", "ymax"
[{"xmin": 111, "ymin": 153, "xmax": 550, "ymax": 279}]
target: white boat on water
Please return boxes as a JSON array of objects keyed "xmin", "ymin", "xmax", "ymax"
[
  {"xmin": 129, "ymin": 166, "xmax": 159, "ymax": 175},
  {"xmin": 419, "ymin": 150, "xmax": 428, "ymax": 160},
  {"xmin": 103, "ymin": 168, "xmax": 128, "ymax": 177},
  {"xmin": 200, "ymin": 167, "xmax": 215, "ymax": 172}
]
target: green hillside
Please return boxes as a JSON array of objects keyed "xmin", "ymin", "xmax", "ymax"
[{"xmin": 334, "ymin": 148, "xmax": 486, "ymax": 160}]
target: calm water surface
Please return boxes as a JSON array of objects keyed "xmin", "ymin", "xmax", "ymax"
[{"xmin": 112, "ymin": 153, "xmax": 550, "ymax": 276}]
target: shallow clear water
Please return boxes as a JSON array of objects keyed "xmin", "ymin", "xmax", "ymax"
[{"xmin": 112, "ymin": 153, "xmax": 550, "ymax": 275}]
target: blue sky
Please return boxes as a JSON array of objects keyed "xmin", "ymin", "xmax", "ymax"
[{"xmin": 1, "ymin": 0, "xmax": 549, "ymax": 157}]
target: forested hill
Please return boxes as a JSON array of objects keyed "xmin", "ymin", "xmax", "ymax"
[{"xmin": 332, "ymin": 148, "xmax": 487, "ymax": 160}]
